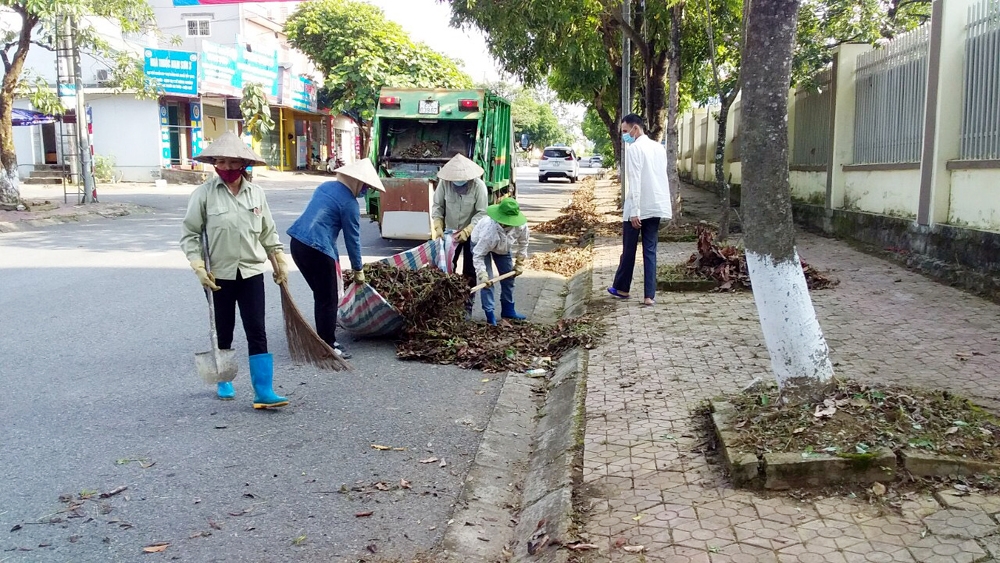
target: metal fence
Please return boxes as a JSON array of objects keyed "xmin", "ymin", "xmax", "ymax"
[
  {"xmin": 853, "ymin": 25, "xmax": 930, "ymax": 164},
  {"xmin": 792, "ymin": 71, "xmax": 832, "ymax": 166},
  {"xmin": 961, "ymin": 0, "xmax": 1000, "ymax": 160}
]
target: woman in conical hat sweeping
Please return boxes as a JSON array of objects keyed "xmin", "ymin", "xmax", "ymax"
[
  {"xmin": 286, "ymin": 159, "xmax": 385, "ymax": 359},
  {"xmin": 179, "ymin": 132, "xmax": 290, "ymax": 409}
]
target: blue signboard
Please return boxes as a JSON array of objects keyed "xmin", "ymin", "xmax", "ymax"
[
  {"xmin": 199, "ymin": 41, "xmax": 240, "ymax": 96},
  {"xmin": 285, "ymin": 74, "xmax": 318, "ymax": 112},
  {"xmin": 236, "ymin": 37, "xmax": 280, "ymax": 98},
  {"xmin": 198, "ymin": 40, "xmax": 278, "ymax": 99},
  {"xmin": 144, "ymin": 49, "xmax": 198, "ymax": 96}
]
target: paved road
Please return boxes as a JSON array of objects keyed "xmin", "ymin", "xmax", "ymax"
[{"xmin": 0, "ymin": 166, "xmax": 598, "ymax": 562}]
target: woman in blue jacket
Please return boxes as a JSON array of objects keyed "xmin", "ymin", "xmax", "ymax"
[{"xmin": 286, "ymin": 160, "xmax": 385, "ymax": 359}]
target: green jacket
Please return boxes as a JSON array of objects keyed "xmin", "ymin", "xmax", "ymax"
[
  {"xmin": 180, "ymin": 177, "xmax": 282, "ymax": 281},
  {"xmin": 432, "ymin": 178, "xmax": 488, "ymax": 231}
]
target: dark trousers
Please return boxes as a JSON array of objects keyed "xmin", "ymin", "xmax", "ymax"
[
  {"xmin": 453, "ymin": 240, "xmax": 476, "ymax": 312},
  {"xmin": 290, "ymin": 237, "xmax": 339, "ymax": 347},
  {"xmin": 612, "ymin": 218, "xmax": 661, "ymax": 300},
  {"xmin": 214, "ymin": 271, "xmax": 267, "ymax": 356}
]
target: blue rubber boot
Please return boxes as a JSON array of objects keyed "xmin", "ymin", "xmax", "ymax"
[
  {"xmin": 248, "ymin": 353, "xmax": 288, "ymax": 409},
  {"xmin": 501, "ymin": 302, "xmax": 526, "ymax": 321},
  {"xmin": 216, "ymin": 382, "xmax": 235, "ymax": 400},
  {"xmin": 484, "ymin": 311, "xmax": 497, "ymax": 326}
]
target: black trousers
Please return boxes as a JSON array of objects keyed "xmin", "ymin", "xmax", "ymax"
[
  {"xmin": 452, "ymin": 240, "xmax": 476, "ymax": 310},
  {"xmin": 214, "ymin": 271, "xmax": 267, "ymax": 356},
  {"xmin": 290, "ymin": 237, "xmax": 339, "ymax": 347}
]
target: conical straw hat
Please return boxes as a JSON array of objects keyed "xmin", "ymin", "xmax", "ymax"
[
  {"xmin": 335, "ymin": 159, "xmax": 385, "ymax": 192},
  {"xmin": 436, "ymin": 154, "xmax": 484, "ymax": 182},
  {"xmin": 194, "ymin": 131, "xmax": 266, "ymax": 166}
]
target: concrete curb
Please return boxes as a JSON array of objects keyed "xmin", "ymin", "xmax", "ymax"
[
  {"xmin": 511, "ymin": 265, "xmax": 593, "ymax": 563},
  {"xmin": 0, "ymin": 204, "xmax": 143, "ymax": 233}
]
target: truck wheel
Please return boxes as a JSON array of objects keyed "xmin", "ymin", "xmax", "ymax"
[
  {"xmin": 570, "ymin": 176, "xmax": 578, "ymax": 183},
  {"xmin": 538, "ymin": 176, "xmax": 547, "ymax": 183}
]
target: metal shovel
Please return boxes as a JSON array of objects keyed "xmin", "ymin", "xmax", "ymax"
[{"xmin": 195, "ymin": 230, "xmax": 238, "ymax": 384}]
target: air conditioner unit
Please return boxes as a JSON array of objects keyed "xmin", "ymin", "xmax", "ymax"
[{"xmin": 95, "ymin": 69, "xmax": 110, "ymax": 83}]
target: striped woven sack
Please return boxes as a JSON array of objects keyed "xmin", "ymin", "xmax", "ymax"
[{"xmin": 337, "ymin": 235, "xmax": 460, "ymax": 337}]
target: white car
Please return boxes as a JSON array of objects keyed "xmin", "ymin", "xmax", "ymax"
[{"xmin": 538, "ymin": 146, "xmax": 580, "ymax": 183}]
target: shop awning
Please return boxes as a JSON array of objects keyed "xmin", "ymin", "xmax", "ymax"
[{"xmin": 12, "ymin": 108, "xmax": 56, "ymax": 126}]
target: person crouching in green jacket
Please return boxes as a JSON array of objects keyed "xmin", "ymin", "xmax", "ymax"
[{"xmin": 470, "ymin": 198, "xmax": 529, "ymax": 326}]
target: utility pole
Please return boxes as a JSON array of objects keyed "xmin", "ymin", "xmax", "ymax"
[
  {"xmin": 71, "ymin": 16, "xmax": 97, "ymax": 203},
  {"xmin": 621, "ymin": 0, "xmax": 631, "ymax": 202},
  {"xmin": 56, "ymin": 16, "xmax": 97, "ymax": 203}
]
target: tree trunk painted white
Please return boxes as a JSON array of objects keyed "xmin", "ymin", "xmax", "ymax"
[
  {"xmin": 0, "ymin": 162, "xmax": 19, "ymax": 204},
  {"xmin": 741, "ymin": 0, "xmax": 834, "ymax": 403},
  {"xmin": 746, "ymin": 251, "xmax": 834, "ymax": 397}
]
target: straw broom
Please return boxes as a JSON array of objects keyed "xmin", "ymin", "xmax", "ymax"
[{"xmin": 277, "ymin": 281, "xmax": 353, "ymax": 371}]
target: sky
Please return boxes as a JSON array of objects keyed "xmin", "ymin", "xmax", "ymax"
[{"xmin": 361, "ymin": 0, "xmax": 504, "ymax": 84}]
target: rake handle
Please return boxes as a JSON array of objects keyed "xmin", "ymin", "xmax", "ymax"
[{"xmin": 469, "ymin": 270, "xmax": 517, "ymax": 293}]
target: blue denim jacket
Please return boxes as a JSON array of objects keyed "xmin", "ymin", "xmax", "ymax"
[{"xmin": 286, "ymin": 181, "xmax": 362, "ymax": 270}]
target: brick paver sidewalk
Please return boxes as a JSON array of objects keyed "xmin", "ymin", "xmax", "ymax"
[{"xmin": 578, "ymin": 181, "xmax": 1000, "ymax": 562}]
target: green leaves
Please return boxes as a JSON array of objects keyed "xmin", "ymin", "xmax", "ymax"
[
  {"xmin": 511, "ymin": 87, "xmax": 570, "ymax": 149},
  {"xmin": 240, "ymin": 83, "xmax": 274, "ymax": 143}
]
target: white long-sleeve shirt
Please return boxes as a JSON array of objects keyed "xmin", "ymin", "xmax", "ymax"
[
  {"xmin": 470, "ymin": 217, "xmax": 529, "ymax": 274},
  {"xmin": 622, "ymin": 134, "xmax": 673, "ymax": 221}
]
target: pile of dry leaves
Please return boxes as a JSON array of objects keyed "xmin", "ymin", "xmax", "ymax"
[
  {"xmin": 527, "ymin": 245, "xmax": 593, "ymax": 278},
  {"xmin": 397, "ymin": 140, "xmax": 444, "ymax": 159},
  {"xmin": 345, "ymin": 263, "xmax": 602, "ymax": 372},
  {"xmin": 397, "ymin": 315, "xmax": 604, "ymax": 373},
  {"xmin": 727, "ymin": 379, "xmax": 1000, "ymax": 463},
  {"xmin": 345, "ymin": 262, "xmax": 469, "ymax": 333},
  {"xmin": 533, "ymin": 179, "xmax": 617, "ymax": 241},
  {"xmin": 686, "ymin": 227, "xmax": 839, "ymax": 291}
]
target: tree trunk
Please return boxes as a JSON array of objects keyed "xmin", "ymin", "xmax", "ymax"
[
  {"xmin": 715, "ymin": 101, "xmax": 732, "ymax": 240},
  {"xmin": 0, "ymin": 91, "xmax": 20, "ymax": 204},
  {"xmin": 666, "ymin": 3, "xmax": 684, "ymax": 221},
  {"xmin": 0, "ymin": 12, "xmax": 36, "ymax": 205},
  {"xmin": 644, "ymin": 52, "xmax": 668, "ymax": 141},
  {"xmin": 594, "ymin": 99, "xmax": 621, "ymax": 167},
  {"xmin": 740, "ymin": 0, "xmax": 834, "ymax": 404}
]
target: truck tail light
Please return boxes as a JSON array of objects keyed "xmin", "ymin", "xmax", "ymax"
[
  {"xmin": 379, "ymin": 96, "xmax": 400, "ymax": 109},
  {"xmin": 458, "ymin": 99, "xmax": 479, "ymax": 112},
  {"xmin": 540, "ymin": 155, "xmax": 548, "ymax": 160},
  {"xmin": 565, "ymin": 156, "xmax": 574, "ymax": 161}
]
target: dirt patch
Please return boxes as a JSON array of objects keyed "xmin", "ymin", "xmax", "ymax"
[{"xmin": 727, "ymin": 379, "xmax": 1000, "ymax": 463}]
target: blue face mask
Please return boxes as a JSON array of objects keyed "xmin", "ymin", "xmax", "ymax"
[
  {"xmin": 453, "ymin": 180, "xmax": 468, "ymax": 187},
  {"xmin": 622, "ymin": 132, "xmax": 635, "ymax": 144},
  {"xmin": 359, "ymin": 186, "xmax": 369, "ymax": 197}
]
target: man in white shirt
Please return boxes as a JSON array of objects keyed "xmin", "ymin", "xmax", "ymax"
[{"xmin": 607, "ymin": 114, "xmax": 673, "ymax": 306}]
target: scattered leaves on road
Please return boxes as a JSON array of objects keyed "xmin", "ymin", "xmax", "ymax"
[{"xmin": 142, "ymin": 542, "xmax": 169, "ymax": 553}]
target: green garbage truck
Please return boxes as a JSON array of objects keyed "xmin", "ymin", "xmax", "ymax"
[{"xmin": 366, "ymin": 88, "xmax": 516, "ymax": 240}]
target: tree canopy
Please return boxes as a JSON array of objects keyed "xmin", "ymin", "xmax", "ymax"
[
  {"xmin": 510, "ymin": 87, "xmax": 570, "ymax": 149},
  {"xmin": 285, "ymin": 0, "xmax": 473, "ymax": 128}
]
